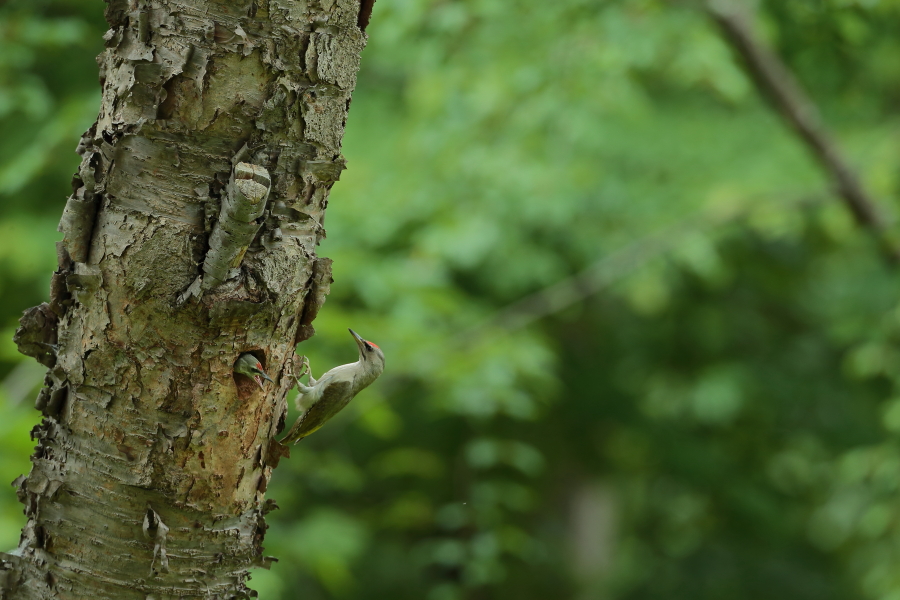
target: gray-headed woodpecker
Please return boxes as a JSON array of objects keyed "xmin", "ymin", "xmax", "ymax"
[
  {"xmin": 234, "ymin": 353, "xmax": 274, "ymax": 390},
  {"xmin": 283, "ymin": 329, "xmax": 385, "ymax": 443}
]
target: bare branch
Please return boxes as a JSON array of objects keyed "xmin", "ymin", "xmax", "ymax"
[
  {"xmin": 705, "ymin": 0, "xmax": 900, "ymax": 264},
  {"xmin": 468, "ymin": 193, "xmax": 822, "ymax": 338}
]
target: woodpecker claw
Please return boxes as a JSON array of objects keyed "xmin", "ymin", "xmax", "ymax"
[{"xmin": 292, "ymin": 356, "xmax": 311, "ymax": 383}]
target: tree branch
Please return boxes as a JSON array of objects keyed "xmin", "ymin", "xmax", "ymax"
[
  {"xmin": 705, "ymin": 0, "xmax": 900, "ymax": 264},
  {"xmin": 476, "ymin": 194, "xmax": 821, "ymax": 337}
]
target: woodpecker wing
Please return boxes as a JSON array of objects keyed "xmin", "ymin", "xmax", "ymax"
[{"xmin": 286, "ymin": 380, "xmax": 354, "ymax": 442}]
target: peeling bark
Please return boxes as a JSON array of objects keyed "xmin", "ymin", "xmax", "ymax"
[{"xmin": 1, "ymin": 0, "xmax": 369, "ymax": 597}]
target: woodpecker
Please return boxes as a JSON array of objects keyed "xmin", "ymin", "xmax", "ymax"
[
  {"xmin": 282, "ymin": 329, "xmax": 385, "ymax": 443},
  {"xmin": 234, "ymin": 353, "xmax": 274, "ymax": 390}
]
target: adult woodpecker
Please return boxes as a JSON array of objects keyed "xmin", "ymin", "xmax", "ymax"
[
  {"xmin": 233, "ymin": 353, "xmax": 274, "ymax": 390},
  {"xmin": 282, "ymin": 329, "xmax": 385, "ymax": 443}
]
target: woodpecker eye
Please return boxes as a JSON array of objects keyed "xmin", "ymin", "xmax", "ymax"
[{"xmin": 364, "ymin": 343, "xmax": 373, "ymax": 352}]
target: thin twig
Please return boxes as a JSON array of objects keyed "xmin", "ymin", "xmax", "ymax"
[
  {"xmin": 705, "ymin": 0, "xmax": 900, "ymax": 264},
  {"xmin": 463, "ymin": 193, "xmax": 822, "ymax": 340},
  {"xmin": 338, "ymin": 193, "xmax": 824, "ymax": 433}
]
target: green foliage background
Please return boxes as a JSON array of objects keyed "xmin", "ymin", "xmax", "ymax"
[{"xmin": 2, "ymin": 0, "xmax": 900, "ymax": 598}]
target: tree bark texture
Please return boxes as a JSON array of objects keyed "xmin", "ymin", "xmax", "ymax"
[{"xmin": 2, "ymin": 0, "xmax": 368, "ymax": 597}]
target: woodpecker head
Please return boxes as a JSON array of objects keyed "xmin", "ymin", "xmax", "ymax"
[
  {"xmin": 234, "ymin": 353, "xmax": 274, "ymax": 390},
  {"xmin": 349, "ymin": 329, "xmax": 385, "ymax": 377}
]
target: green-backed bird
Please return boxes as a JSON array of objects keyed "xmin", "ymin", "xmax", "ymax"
[
  {"xmin": 234, "ymin": 353, "xmax": 274, "ymax": 390},
  {"xmin": 282, "ymin": 329, "xmax": 385, "ymax": 443}
]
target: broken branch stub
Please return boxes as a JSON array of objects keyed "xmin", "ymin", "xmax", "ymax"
[
  {"xmin": 201, "ymin": 162, "xmax": 271, "ymax": 290},
  {"xmin": 57, "ymin": 194, "xmax": 99, "ymax": 264},
  {"xmin": 13, "ymin": 304, "xmax": 58, "ymax": 368}
]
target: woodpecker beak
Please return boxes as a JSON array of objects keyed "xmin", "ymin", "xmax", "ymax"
[
  {"xmin": 349, "ymin": 328, "xmax": 367, "ymax": 355},
  {"xmin": 254, "ymin": 372, "xmax": 275, "ymax": 390},
  {"xmin": 254, "ymin": 363, "xmax": 274, "ymax": 389}
]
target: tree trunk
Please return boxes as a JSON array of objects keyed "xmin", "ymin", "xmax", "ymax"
[{"xmin": 1, "ymin": 0, "xmax": 368, "ymax": 597}]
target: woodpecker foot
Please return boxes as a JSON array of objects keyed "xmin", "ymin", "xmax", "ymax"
[
  {"xmin": 291, "ymin": 356, "xmax": 313, "ymax": 393},
  {"xmin": 302, "ymin": 356, "xmax": 311, "ymax": 378},
  {"xmin": 292, "ymin": 355, "xmax": 310, "ymax": 381},
  {"xmin": 298, "ymin": 356, "xmax": 319, "ymax": 385}
]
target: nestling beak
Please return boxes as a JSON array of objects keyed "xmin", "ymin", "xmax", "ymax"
[
  {"xmin": 256, "ymin": 370, "xmax": 275, "ymax": 390},
  {"xmin": 349, "ymin": 328, "xmax": 367, "ymax": 355}
]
